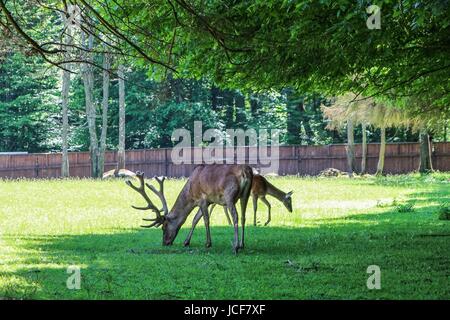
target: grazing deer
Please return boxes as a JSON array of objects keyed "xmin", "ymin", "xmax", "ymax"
[
  {"xmin": 126, "ymin": 164, "xmax": 253, "ymax": 253},
  {"xmin": 250, "ymin": 174, "xmax": 293, "ymax": 226},
  {"xmin": 183, "ymin": 174, "xmax": 293, "ymax": 246}
]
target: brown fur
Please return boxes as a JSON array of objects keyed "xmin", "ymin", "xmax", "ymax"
[
  {"xmin": 128, "ymin": 164, "xmax": 253, "ymax": 254},
  {"xmin": 172, "ymin": 164, "xmax": 253, "ymax": 253},
  {"xmin": 250, "ymin": 175, "xmax": 293, "ymax": 226},
  {"xmin": 184, "ymin": 174, "xmax": 293, "ymax": 245},
  {"xmin": 251, "ymin": 174, "xmax": 268, "ymax": 196}
]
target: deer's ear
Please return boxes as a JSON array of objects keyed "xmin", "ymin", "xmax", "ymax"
[{"xmin": 286, "ymin": 191, "xmax": 293, "ymax": 198}]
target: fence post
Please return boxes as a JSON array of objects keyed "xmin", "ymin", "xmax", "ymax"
[
  {"xmin": 1, "ymin": 143, "xmax": 449, "ymax": 179},
  {"xmin": 34, "ymin": 157, "xmax": 39, "ymax": 178},
  {"xmin": 330, "ymin": 145, "xmax": 334, "ymax": 171},
  {"xmin": 164, "ymin": 149, "xmax": 168, "ymax": 176}
]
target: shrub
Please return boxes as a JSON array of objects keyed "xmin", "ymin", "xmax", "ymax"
[
  {"xmin": 395, "ymin": 202, "xmax": 415, "ymax": 213},
  {"xmin": 438, "ymin": 204, "xmax": 450, "ymax": 220}
]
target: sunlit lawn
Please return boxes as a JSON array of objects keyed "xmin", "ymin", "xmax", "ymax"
[{"xmin": 0, "ymin": 173, "xmax": 449, "ymax": 299}]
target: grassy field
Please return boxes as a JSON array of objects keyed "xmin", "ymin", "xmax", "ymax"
[{"xmin": 0, "ymin": 173, "xmax": 449, "ymax": 299}]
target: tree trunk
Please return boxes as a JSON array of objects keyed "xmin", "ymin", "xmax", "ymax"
[
  {"xmin": 235, "ymin": 92, "xmax": 246, "ymax": 128},
  {"xmin": 98, "ymin": 50, "xmax": 111, "ymax": 176},
  {"xmin": 61, "ymin": 24, "xmax": 71, "ymax": 177},
  {"xmin": 299, "ymin": 102, "xmax": 314, "ymax": 144},
  {"xmin": 211, "ymin": 86, "xmax": 220, "ymax": 111},
  {"xmin": 361, "ymin": 123, "xmax": 367, "ymax": 174},
  {"xmin": 444, "ymin": 121, "xmax": 447, "ymax": 142},
  {"xmin": 118, "ymin": 64, "xmax": 126, "ymax": 169},
  {"xmin": 168, "ymin": 74, "xmax": 182, "ymax": 103},
  {"xmin": 81, "ymin": 29, "xmax": 99, "ymax": 178},
  {"xmin": 418, "ymin": 128, "xmax": 433, "ymax": 173},
  {"xmin": 249, "ymin": 93, "xmax": 259, "ymax": 118},
  {"xmin": 346, "ymin": 119, "xmax": 356, "ymax": 177},
  {"xmin": 376, "ymin": 126, "xmax": 386, "ymax": 176},
  {"xmin": 224, "ymin": 90, "xmax": 235, "ymax": 128},
  {"xmin": 286, "ymin": 90, "xmax": 302, "ymax": 145}
]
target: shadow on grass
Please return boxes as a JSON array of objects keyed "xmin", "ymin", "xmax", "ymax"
[
  {"xmin": 303, "ymin": 184, "xmax": 449, "ymax": 225},
  {"xmin": 2, "ymin": 181, "xmax": 449, "ymax": 299}
]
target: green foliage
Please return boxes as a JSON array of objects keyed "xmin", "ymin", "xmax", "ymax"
[
  {"xmin": 1, "ymin": 0, "xmax": 448, "ymax": 153},
  {"xmin": 0, "ymin": 52, "xmax": 437, "ymax": 153},
  {"xmin": 375, "ymin": 197, "xmax": 422, "ymax": 213},
  {"xmin": 152, "ymin": 0, "xmax": 450, "ymax": 118},
  {"xmin": 0, "ymin": 52, "xmax": 59, "ymax": 152},
  {"xmin": 63, "ymin": 68, "xmax": 352, "ymax": 150},
  {"xmin": 374, "ymin": 172, "xmax": 450, "ymax": 186},
  {"xmin": 144, "ymin": 101, "xmax": 223, "ymax": 148},
  {"xmin": 395, "ymin": 202, "xmax": 415, "ymax": 213},
  {"xmin": 437, "ymin": 204, "xmax": 450, "ymax": 220}
]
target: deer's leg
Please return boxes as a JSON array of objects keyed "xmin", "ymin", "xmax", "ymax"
[
  {"xmin": 209, "ymin": 203, "xmax": 216, "ymax": 217},
  {"xmin": 252, "ymin": 194, "xmax": 258, "ymax": 226},
  {"xmin": 238, "ymin": 177, "xmax": 252, "ymax": 249},
  {"xmin": 261, "ymin": 196, "xmax": 272, "ymax": 226},
  {"xmin": 239, "ymin": 200, "xmax": 246, "ymax": 249},
  {"xmin": 200, "ymin": 201, "xmax": 212, "ymax": 248},
  {"xmin": 223, "ymin": 206, "xmax": 232, "ymax": 225},
  {"xmin": 228, "ymin": 203, "xmax": 240, "ymax": 254},
  {"xmin": 224, "ymin": 178, "xmax": 241, "ymax": 253},
  {"xmin": 184, "ymin": 208, "xmax": 203, "ymax": 247}
]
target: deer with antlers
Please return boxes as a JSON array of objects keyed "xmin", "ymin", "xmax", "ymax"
[{"xmin": 126, "ymin": 164, "xmax": 253, "ymax": 253}]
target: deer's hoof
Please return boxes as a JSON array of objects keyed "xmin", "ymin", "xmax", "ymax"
[
  {"xmin": 264, "ymin": 221, "xmax": 270, "ymax": 226},
  {"xmin": 205, "ymin": 242, "xmax": 212, "ymax": 248},
  {"xmin": 183, "ymin": 240, "xmax": 190, "ymax": 247}
]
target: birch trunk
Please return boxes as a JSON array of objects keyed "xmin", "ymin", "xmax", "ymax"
[
  {"xmin": 346, "ymin": 119, "xmax": 356, "ymax": 177},
  {"xmin": 418, "ymin": 128, "xmax": 433, "ymax": 173},
  {"xmin": 61, "ymin": 25, "xmax": 71, "ymax": 177},
  {"xmin": 81, "ymin": 30, "xmax": 99, "ymax": 178},
  {"xmin": 118, "ymin": 64, "xmax": 126, "ymax": 169},
  {"xmin": 98, "ymin": 50, "xmax": 111, "ymax": 176},
  {"xmin": 361, "ymin": 123, "xmax": 367, "ymax": 174},
  {"xmin": 376, "ymin": 126, "xmax": 386, "ymax": 176}
]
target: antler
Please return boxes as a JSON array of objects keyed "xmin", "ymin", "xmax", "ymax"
[
  {"xmin": 145, "ymin": 176, "xmax": 169, "ymax": 216},
  {"xmin": 126, "ymin": 171, "xmax": 168, "ymax": 228}
]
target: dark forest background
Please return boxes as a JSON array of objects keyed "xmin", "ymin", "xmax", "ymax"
[{"xmin": 0, "ymin": 52, "xmax": 432, "ymax": 154}]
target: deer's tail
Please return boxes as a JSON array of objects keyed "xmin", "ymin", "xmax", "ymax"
[{"xmin": 240, "ymin": 166, "xmax": 253, "ymax": 212}]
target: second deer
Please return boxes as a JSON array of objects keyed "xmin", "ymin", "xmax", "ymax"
[
  {"xmin": 183, "ymin": 174, "xmax": 293, "ymax": 247},
  {"xmin": 249, "ymin": 174, "xmax": 293, "ymax": 226}
]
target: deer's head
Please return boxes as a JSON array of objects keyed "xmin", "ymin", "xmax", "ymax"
[
  {"xmin": 160, "ymin": 215, "xmax": 181, "ymax": 246},
  {"xmin": 283, "ymin": 191, "xmax": 293, "ymax": 212},
  {"xmin": 126, "ymin": 172, "xmax": 177, "ymax": 246}
]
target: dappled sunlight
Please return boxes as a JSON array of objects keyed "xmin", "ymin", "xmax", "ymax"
[
  {"xmin": 1, "ymin": 174, "xmax": 449, "ymax": 299},
  {"xmin": 0, "ymin": 0, "xmax": 448, "ymax": 301},
  {"xmin": 300, "ymin": 199, "xmax": 384, "ymax": 210}
]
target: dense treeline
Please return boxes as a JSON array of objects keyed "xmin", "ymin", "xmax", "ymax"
[
  {"xmin": 0, "ymin": 0, "xmax": 449, "ymax": 177},
  {"xmin": 0, "ymin": 51, "xmax": 432, "ymax": 154}
]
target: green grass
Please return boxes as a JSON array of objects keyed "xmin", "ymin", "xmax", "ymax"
[{"xmin": 0, "ymin": 173, "xmax": 449, "ymax": 299}]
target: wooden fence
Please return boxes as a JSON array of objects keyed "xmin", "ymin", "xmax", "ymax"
[{"xmin": 0, "ymin": 142, "xmax": 449, "ymax": 179}]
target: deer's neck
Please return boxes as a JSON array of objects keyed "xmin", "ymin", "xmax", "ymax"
[
  {"xmin": 266, "ymin": 181, "xmax": 287, "ymax": 202},
  {"xmin": 168, "ymin": 182, "xmax": 196, "ymax": 226}
]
